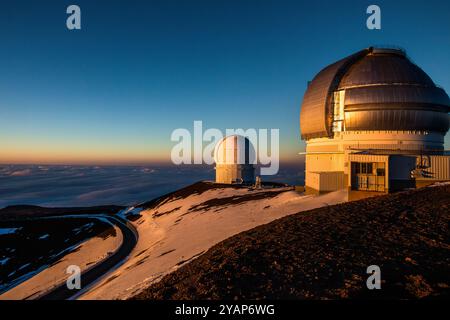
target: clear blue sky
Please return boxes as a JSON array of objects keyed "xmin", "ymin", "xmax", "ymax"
[{"xmin": 0, "ymin": 0, "xmax": 449, "ymax": 164}]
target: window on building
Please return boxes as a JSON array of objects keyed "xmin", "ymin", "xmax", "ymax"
[
  {"xmin": 354, "ymin": 162, "xmax": 359, "ymax": 173},
  {"xmin": 352, "ymin": 161, "xmax": 379, "ymax": 175},
  {"xmin": 361, "ymin": 163, "xmax": 366, "ymax": 173}
]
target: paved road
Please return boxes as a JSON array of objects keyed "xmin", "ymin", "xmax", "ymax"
[{"xmin": 38, "ymin": 216, "xmax": 138, "ymax": 300}]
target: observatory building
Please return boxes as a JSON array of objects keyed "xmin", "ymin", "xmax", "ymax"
[
  {"xmin": 214, "ymin": 135, "xmax": 255, "ymax": 184},
  {"xmin": 300, "ymin": 47, "xmax": 450, "ymax": 195}
]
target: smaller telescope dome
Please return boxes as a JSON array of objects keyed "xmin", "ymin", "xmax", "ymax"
[
  {"xmin": 214, "ymin": 135, "xmax": 255, "ymax": 165},
  {"xmin": 214, "ymin": 135, "xmax": 255, "ymax": 184}
]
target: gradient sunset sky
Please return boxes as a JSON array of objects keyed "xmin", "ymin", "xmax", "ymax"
[{"xmin": 1, "ymin": 0, "xmax": 449, "ymax": 165}]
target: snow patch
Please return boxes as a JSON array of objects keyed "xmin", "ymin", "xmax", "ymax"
[
  {"xmin": 0, "ymin": 228, "xmax": 21, "ymax": 236},
  {"xmin": 117, "ymin": 207, "xmax": 143, "ymax": 220},
  {"xmin": 0, "ymin": 220, "xmax": 123, "ymax": 300},
  {"xmin": 427, "ymin": 181, "xmax": 450, "ymax": 187},
  {"xmin": 81, "ymin": 186, "xmax": 347, "ymax": 300}
]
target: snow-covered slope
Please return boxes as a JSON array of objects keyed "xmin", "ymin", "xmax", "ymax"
[
  {"xmin": 81, "ymin": 182, "xmax": 347, "ymax": 299},
  {"xmin": 0, "ymin": 221, "xmax": 123, "ymax": 300}
]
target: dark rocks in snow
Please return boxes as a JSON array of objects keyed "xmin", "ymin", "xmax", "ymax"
[{"xmin": 132, "ymin": 185, "xmax": 450, "ymax": 300}]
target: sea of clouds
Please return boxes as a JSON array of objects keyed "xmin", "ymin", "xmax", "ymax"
[{"xmin": 0, "ymin": 164, "xmax": 304, "ymax": 208}]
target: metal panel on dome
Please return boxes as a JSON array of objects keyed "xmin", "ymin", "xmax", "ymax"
[
  {"xmin": 345, "ymin": 85, "xmax": 450, "ymax": 108},
  {"xmin": 343, "ymin": 81, "xmax": 450, "ymax": 133},
  {"xmin": 338, "ymin": 54, "xmax": 435, "ymax": 89},
  {"xmin": 300, "ymin": 50, "xmax": 368, "ymax": 140},
  {"xmin": 344, "ymin": 108, "xmax": 450, "ymax": 132}
]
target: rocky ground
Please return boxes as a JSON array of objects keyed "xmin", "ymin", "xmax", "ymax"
[{"xmin": 133, "ymin": 185, "xmax": 450, "ymax": 300}]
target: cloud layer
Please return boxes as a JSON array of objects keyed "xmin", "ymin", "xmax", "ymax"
[{"xmin": 0, "ymin": 164, "xmax": 304, "ymax": 208}]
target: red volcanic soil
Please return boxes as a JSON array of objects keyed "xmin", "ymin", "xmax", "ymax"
[{"xmin": 132, "ymin": 185, "xmax": 450, "ymax": 300}]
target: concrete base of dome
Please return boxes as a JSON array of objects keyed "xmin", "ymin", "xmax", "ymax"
[
  {"xmin": 303, "ymin": 130, "xmax": 449, "ymax": 195},
  {"xmin": 215, "ymin": 164, "xmax": 255, "ymax": 184},
  {"xmin": 306, "ymin": 131, "xmax": 445, "ymax": 154}
]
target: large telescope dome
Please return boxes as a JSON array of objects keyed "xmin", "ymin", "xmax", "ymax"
[{"xmin": 300, "ymin": 47, "xmax": 450, "ymax": 140}]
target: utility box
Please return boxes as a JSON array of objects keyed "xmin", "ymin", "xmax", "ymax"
[{"xmin": 306, "ymin": 171, "xmax": 345, "ymax": 193}]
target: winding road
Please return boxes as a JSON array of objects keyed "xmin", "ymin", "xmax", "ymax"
[{"xmin": 38, "ymin": 215, "xmax": 138, "ymax": 300}]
